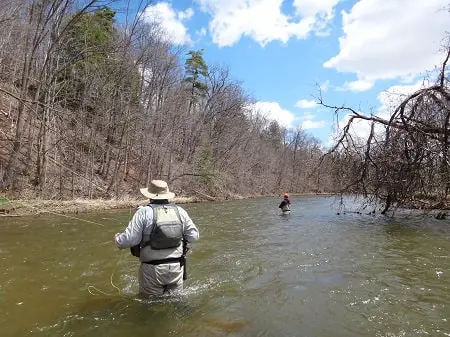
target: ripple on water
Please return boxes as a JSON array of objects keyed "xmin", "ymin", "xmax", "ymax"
[{"xmin": 1, "ymin": 196, "xmax": 449, "ymax": 337}]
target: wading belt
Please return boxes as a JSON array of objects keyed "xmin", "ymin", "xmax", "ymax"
[{"xmin": 142, "ymin": 257, "xmax": 185, "ymax": 266}]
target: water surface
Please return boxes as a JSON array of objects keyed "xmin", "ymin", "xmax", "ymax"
[{"xmin": 0, "ymin": 196, "xmax": 449, "ymax": 336}]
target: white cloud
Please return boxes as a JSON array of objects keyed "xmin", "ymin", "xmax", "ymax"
[
  {"xmin": 178, "ymin": 7, "xmax": 194, "ymax": 20},
  {"xmin": 296, "ymin": 112, "xmax": 327, "ymax": 130},
  {"xmin": 302, "ymin": 120, "xmax": 327, "ymax": 129},
  {"xmin": 247, "ymin": 101, "xmax": 296, "ymax": 127},
  {"xmin": 300, "ymin": 113, "xmax": 316, "ymax": 120},
  {"xmin": 195, "ymin": 0, "xmax": 340, "ymax": 47},
  {"xmin": 319, "ymin": 80, "xmax": 330, "ymax": 92},
  {"xmin": 324, "ymin": 0, "xmax": 449, "ymax": 83},
  {"xmin": 333, "ymin": 112, "xmax": 373, "ymax": 144},
  {"xmin": 293, "ymin": 0, "xmax": 340, "ymax": 35},
  {"xmin": 143, "ymin": 3, "xmax": 193, "ymax": 45},
  {"xmin": 331, "ymin": 80, "xmax": 428, "ymax": 145},
  {"xmin": 336, "ymin": 78, "xmax": 374, "ymax": 92},
  {"xmin": 295, "ymin": 99, "xmax": 317, "ymax": 108},
  {"xmin": 197, "ymin": 27, "xmax": 207, "ymax": 38},
  {"xmin": 377, "ymin": 81, "xmax": 427, "ymax": 115}
]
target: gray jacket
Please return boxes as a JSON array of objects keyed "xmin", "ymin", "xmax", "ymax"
[{"xmin": 115, "ymin": 204, "xmax": 199, "ymax": 262}]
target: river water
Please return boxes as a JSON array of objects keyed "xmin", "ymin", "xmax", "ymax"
[{"xmin": 0, "ymin": 196, "xmax": 449, "ymax": 336}]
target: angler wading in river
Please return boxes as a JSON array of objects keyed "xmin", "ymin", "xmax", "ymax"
[
  {"xmin": 114, "ymin": 180, "xmax": 200, "ymax": 297},
  {"xmin": 279, "ymin": 193, "xmax": 291, "ymax": 214}
]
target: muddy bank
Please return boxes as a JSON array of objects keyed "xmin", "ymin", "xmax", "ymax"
[{"xmin": 0, "ymin": 196, "xmax": 202, "ymax": 217}]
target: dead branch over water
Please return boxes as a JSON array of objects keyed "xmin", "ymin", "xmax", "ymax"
[{"xmin": 319, "ymin": 48, "xmax": 450, "ymax": 214}]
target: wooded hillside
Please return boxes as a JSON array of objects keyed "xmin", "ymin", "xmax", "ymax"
[{"xmin": 0, "ymin": 0, "xmax": 333, "ymax": 200}]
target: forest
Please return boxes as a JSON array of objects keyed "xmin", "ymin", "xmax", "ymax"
[{"xmin": 0, "ymin": 0, "xmax": 449, "ymax": 214}]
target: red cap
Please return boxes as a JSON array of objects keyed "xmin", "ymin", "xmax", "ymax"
[{"xmin": 283, "ymin": 193, "xmax": 289, "ymax": 198}]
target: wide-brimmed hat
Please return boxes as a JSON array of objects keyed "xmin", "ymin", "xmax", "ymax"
[{"xmin": 140, "ymin": 180, "xmax": 175, "ymax": 200}]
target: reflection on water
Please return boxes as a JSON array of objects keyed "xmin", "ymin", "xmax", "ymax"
[{"xmin": 0, "ymin": 196, "xmax": 449, "ymax": 336}]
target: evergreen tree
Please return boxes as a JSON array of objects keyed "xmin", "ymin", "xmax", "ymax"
[{"xmin": 184, "ymin": 49, "xmax": 208, "ymax": 113}]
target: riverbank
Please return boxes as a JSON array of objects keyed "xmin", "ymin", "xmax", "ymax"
[
  {"xmin": 0, "ymin": 196, "xmax": 201, "ymax": 217},
  {"xmin": 0, "ymin": 192, "xmax": 335, "ymax": 217}
]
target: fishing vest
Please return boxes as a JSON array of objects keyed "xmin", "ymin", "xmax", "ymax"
[
  {"xmin": 281, "ymin": 204, "xmax": 290, "ymax": 212},
  {"xmin": 133, "ymin": 204, "xmax": 185, "ymax": 263}
]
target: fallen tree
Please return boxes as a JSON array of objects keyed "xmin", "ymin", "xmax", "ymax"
[{"xmin": 320, "ymin": 48, "xmax": 450, "ymax": 214}]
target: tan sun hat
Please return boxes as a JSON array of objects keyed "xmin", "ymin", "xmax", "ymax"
[{"xmin": 140, "ymin": 180, "xmax": 175, "ymax": 200}]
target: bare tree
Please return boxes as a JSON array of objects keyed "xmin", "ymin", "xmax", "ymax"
[{"xmin": 319, "ymin": 48, "xmax": 450, "ymax": 213}]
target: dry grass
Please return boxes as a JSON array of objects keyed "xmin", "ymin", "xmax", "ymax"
[
  {"xmin": 0, "ymin": 196, "xmax": 200, "ymax": 217},
  {"xmin": 0, "ymin": 192, "xmax": 334, "ymax": 217}
]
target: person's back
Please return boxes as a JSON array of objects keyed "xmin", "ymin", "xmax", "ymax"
[
  {"xmin": 115, "ymin": 180, "xmax": 199, "ymax": 297},
  {"xmin": 279, "ymin": 193, "xmax": 291, "ymax": 212}
]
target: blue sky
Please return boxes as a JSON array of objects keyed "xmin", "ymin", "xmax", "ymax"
[{"xmin": 116, "ymin": 0, "xmax": 449, "ymax": 146}]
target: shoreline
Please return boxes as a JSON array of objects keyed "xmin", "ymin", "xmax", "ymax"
[
  {"xmin": 0, "ymin": 193, "xmax": 335, "ymax": 217},
  {"xmin": 2, "ymin": 194, "xmax": 447, "ymax": 218},
  {"xmin": 0, "ymin": 196, "xmax": 202, "ymax": 217}
]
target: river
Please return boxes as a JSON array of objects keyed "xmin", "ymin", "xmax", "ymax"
[{"xmin": 0, "ymin": 196, "xmax": 449, "ymax": 336}]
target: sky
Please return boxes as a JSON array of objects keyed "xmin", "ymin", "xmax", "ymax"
[{"xmin": 116, "ymin": 0, "xmax": 450, "ymax": 146}]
